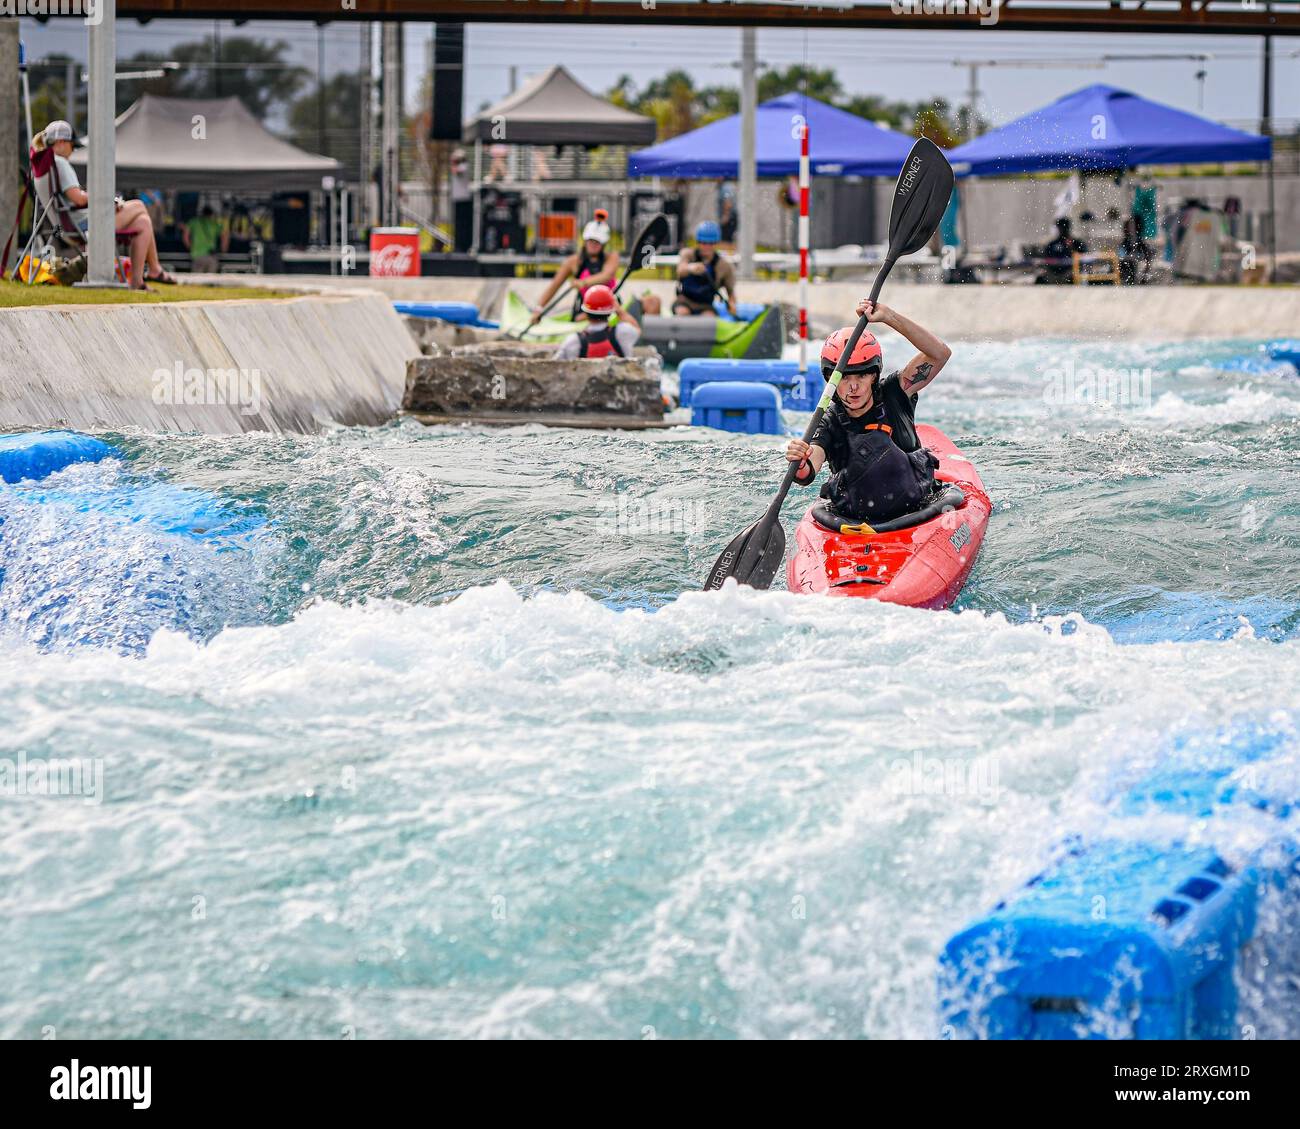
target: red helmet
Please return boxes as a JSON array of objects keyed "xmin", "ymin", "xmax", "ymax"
[
  {"xmin": 821, "ymin": 326, "xmax": 882, "ymax": 377},
  {"xmin": 581, "ymin": 284, "xmax": 616, "ymax": 317}
]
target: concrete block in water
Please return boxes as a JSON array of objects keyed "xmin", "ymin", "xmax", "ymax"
[{"xmin": 402, "ymin": 351, "xmax": 664, "ymax": 421}]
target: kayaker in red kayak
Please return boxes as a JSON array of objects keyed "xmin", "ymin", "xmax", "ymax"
[{"xmin": 785, "ymin": 299, "xmax": 952, "ymax": 524}]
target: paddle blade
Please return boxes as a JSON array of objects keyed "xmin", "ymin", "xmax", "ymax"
[
  {"xmin": 702, "ymin": 518, "xmax": 787, "ymax": 592},
  {"xmin": 887, "ymin": 137, "xmax": 955, "ymax": 259},
  {"xmin": 633, "ymin": 213, "xmax": 669, "ymax": 267}
]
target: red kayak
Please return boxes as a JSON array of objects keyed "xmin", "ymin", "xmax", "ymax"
[{"xmin": 786, "ymin": 425, "xmax": 991, "ymax": 609}]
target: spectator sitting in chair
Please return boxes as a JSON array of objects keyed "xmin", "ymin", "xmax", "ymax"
[
  {"xmin": 36, "ymin": 119, "xmax": 177, "ymax": 290},
  {"xmin": 1034, "ymin": 217, "xmax": 1087, "ymax": 284},
  {"xmin": 184, "ymin": 206, "xmax": 229, "ymax": 274}
]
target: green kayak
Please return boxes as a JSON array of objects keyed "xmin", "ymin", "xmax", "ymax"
[{"xmin": 500, "ymin": 291, "xmax": 785, "ymax": 366}]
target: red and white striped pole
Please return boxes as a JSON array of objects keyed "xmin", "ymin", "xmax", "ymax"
[{"xmin": 798, "ymin": 119, "xmax": 810, "ymax": 377}]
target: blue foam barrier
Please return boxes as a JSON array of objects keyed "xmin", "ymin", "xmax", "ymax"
[
  {"xmin": 0, "ymin": 431, "xmax": 118, "ymax": 484},
  {"xmin": 678, "ymin": 359, "xmax": 824, "ymax": 411},
  {"xmin": 690, "ymin": 381, "xmax": 783, "ymax": 436},
  {"xmin": 11, "ymin": 478, "xmax": 265, "ymax": 542},
  {"xmin": 939, "ymin": 839, "xmax": 1267, "ymax": 1039},
  {"xmin": 1215, "ymin": 356, "xmax": 1294, "ymax": 377},
  {"xmin": 392, "ymin": 300, "xmax": 499, "ymax": 329},
  {"xmin": 939, "ymin": 722, "xmax": 1300, "ymax": 1040},
  {"xmin": 1265, "ymin": 339, "xmax": 1300, "ymax": 369}
]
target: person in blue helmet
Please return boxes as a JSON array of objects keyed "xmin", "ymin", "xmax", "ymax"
[{"xmin": 674, "ymin": 220, "xmax": 738, "ymax": 317}]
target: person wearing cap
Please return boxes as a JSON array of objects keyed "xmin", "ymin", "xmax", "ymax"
[
  {"xmin": 552, "ymin": 284, "xmax": 641, "ymax": 360},
  {"xmin": 530, "ymin": 214, "xmax": 620, "ymax": 324},
  {"xmin": 34, "ymin": 119, "xmax": 177, "ymax": 290},
  {"xmin": 674, "ymin": 221, "xmax": 737, "ymax": 317},
  {"xmin": 450, "ymin": 148, "xmax": 472, "ymax": 253}
]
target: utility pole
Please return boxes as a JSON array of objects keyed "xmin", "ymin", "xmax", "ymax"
[
  {"xmin": 382, "ymin": 23, "xmax": 400, "ymax": 227},
  {"xmin": 738, "ymin": 26, "xmax": 756, "ymax": 280},
  {"xmin": 966, "ymin": 62, "xmax": 979, "ymax": 141},
  {"xmin": 316, "ymin": 23, "xmax": 326, "ymax": 156},
  {"xmin": 85, "ymin": 0, "xmax": 117, "ymax": 285},
  {"xmin": 66, "ymin": 58, "xmax": 77, "ymax": 131},
  {"xmin": 359, "ymin": 23, "xmax": 372, "ymax": 230},
  {"xmin": 1262, "ymin": 32, "xmax": 1276, "ymax": 281},
  {"xmin": 0, "ymin": 21, "xmax": 17, "ymax": 272}
]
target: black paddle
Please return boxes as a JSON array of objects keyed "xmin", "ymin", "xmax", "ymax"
[
  {"xmin": 702, "ymin": 138, "xmax": 954, "ymax": 592},
  {"xmin": 512, "ymin": 213, "xmax": 669, "ymax": 338}
]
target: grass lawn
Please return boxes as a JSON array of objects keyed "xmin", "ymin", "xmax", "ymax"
[{"xmin": 0, "ymin": 280, "xmax": 299, "ymax": 308}]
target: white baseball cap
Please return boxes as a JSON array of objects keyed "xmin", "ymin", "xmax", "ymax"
[
  {"xmin": 44, "ymin": 119, "xmax": 80, "ymax": 145},
  {"xmin": 582, "ymin": 221, "xmax": 611, "ymax": 244}
]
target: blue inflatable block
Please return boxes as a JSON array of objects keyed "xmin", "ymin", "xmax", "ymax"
[
  {"xmin": 393, "ymin": 300, "xmax": 478, "ymax": 323},
  {"xmin": 679, "ymin": 359, "xmax": 824, "ymax": 411},
  {"xmin": 1265, "ymin": 339, "xmax": 1300, "ymax": 369},
  {"xmin": 0, "ymin": 431, "xmax": 118, "ymax": 484},
  {"xmin": 392, "ymin": 300, "xmax": 498, "ymax": 329},
  {"xmin": 691, "ymin": 381, "xmax": 783, "ymax": 435},
  {"xmin": 1217, "ymin": 356, "xmax": 1293, "ymax": 376},
  {"xmin": 11, "ymin": 479, "xmax": 264, "ymax": 541},
  {"xmin": 714, "ymin": 299, "xmax": 767, "ymax": 323},
  {"xmin": 939, "ymin": 839, "xmax": 1263, "ymax": 1039}
]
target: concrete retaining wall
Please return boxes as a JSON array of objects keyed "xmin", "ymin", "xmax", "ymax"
[
  {"xmin": 245, "ymin": 275, "xmax": 1295, "ymax": 341},
  {"xmin": 0, "ymin": 292, "xmax": 419, "ymax": 434}
]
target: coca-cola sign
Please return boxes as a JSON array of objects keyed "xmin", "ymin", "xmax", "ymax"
[{"xmin": 370, "ymin": 242, "xmax": 416, "ymax": 276}]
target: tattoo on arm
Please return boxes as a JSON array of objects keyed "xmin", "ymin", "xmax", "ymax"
[{"xmin": 907, "ymin": 361, "xmax": 935, "ymax": 391}]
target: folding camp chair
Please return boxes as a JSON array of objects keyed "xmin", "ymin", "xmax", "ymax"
[{"xmin": 7, "ymin": 144, "xmax": 136, "ymax": 285}]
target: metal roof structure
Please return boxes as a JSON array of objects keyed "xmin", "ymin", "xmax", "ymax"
[{"xmin": 105, "ymin": 0, "xmax": 1300, "ymax": 35}]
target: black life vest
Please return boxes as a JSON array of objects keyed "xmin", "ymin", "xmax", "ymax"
[
  {"xmin": 575, "ymin": 250, "xmax": 606, "ymax": 287},
  {"xmin": 677, "ymin": 253, "xmax": 719, "ymax": 306},
  {"xmin": 824, "ymin": 376, "xmax": 937, "ymax": 523},
  {"xmin": 571, "ymin": 251, "xmax": 609, "ymax": 316},
  {"xmin": 577, "ymin": 324, "xmax": 626, "ymax": 359}
]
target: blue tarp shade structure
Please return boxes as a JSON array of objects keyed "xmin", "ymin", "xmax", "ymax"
[
  {"xmin": 627, "ymin": 93, "xmax": 914, "ymax": 179},
  {"xmin": 946, "ymin": 85, "xmax": 1271, "ymax": 177}
]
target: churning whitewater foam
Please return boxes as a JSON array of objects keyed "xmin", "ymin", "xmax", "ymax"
[{"xmin": 0, "ymin": 334, "xmax": 1297, "ymax": 1037}]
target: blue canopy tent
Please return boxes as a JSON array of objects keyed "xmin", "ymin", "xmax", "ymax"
[
  {"xmin": 946, "ymin": 84, "xmax": 1271, "ymax": 176},
  {"xmin": 626, "ymin": 93, "xmax": 914, "ymax": 178}
]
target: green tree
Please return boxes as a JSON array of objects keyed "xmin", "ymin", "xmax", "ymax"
[
  {"xmin": 114, "ymin": 38, "xmax": 307, "ymax": 119},
  {"xmin": 609, "ymin": 67, "xmax": 983, "ymax": 145},
  {"xmin": 757, "ymin": 65, "xmax": 842, "ymax": 106},
  {"xmin": 288, "ymin": 71, "xmax": 361, "ymax": 173}
]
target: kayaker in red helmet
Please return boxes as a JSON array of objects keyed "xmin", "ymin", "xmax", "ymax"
[
  {"xmin": 553, "ymin": 284, "xmax": 642, "ymax": 359},
  {"xmin": 785, "ymin": 298, "xmax": 952, "ymax": 524}
]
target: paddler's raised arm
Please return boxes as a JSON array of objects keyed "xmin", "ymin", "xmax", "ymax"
[
  {"xmin": 532, "ymin": 256, "xmax": 577, "ymax": 321},
  {"xmin": 855, "ymin": 298, "xmax": 951, "ymax": 394}
]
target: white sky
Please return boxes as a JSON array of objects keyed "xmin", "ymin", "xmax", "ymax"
[{"xmin": 19, "ymin": 18, "xmax": 1300, "ymax": 131}]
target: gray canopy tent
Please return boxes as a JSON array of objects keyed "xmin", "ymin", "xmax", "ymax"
[
  {"xmin": 71, "ymin": 94, "xmax": 342, "ymax": 191},
  {"xmin": 464, "ymin": 65, "xmax": 657, "ymax": 250}
]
